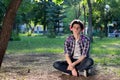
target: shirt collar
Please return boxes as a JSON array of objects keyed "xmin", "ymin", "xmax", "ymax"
[{"xmin": 71, "ymin": 34, "xmax": 83, "ymax": 41}]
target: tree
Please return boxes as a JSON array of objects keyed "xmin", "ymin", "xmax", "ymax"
[
  {"xmin": 91, "ymin": 0, "xmax": 120, "ymax": 38},
  {"xmin": 45, "ymin": 0, "xmax": 65, "ymax": 37},
  {"xmin": 64, "ymin": 0, "xmax": 81, "ymax": 19},
  {"xmin": 92, "ymin": 0, "xmax": 105, "ymax": 38},
  {"xmin": 18, "ymin": 0, "xmax": 37, "ymax": 36},
  {"xmin": 87, "ymin": 0, "xmax": 93, "ymax": 42},
  {"xmin": 46, "ymin": 0, "xmax": 57, "ymax": 38},
  {"xmin": 54, "ymin": 4, "xmax": 66, "ymax": 34},
  {"xmin": 0, "ymin": 0, "xmax": 22, "ymax": 67}
]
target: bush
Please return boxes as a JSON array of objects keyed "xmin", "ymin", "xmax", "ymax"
[
  {"xmin": 47, "ymin": 29, "xmax": 56, "ymax": 38},
  {"xmin": 10, "ymin": 30, "xmax": 21, "ymax": 41}
]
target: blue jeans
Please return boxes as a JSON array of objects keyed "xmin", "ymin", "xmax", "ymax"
[{"xmin": 53, "ymin": 57, "xmax": 94, "ymax": 75}]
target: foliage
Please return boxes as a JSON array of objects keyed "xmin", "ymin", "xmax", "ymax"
[
  {"xmin": 1, "ymin": 0, "xmax": 120, "ymax": 38},
  {"xmin": 92, "ymin": 0, "xmax": 120, "ymax": 37},
  {"xmin": 64, "ymin": 0, "xmax": 80, "ymax": 6},
  {"xmin": 53, "ymin": 0, "xmax": 63, "ymax": 4},
  {"xmin": 46, "ymin": 1, "xmax": 65, "ymax": 38},
  {"xmin": 19, "ymin": 0, "xmax": 66, "ymax": 37},
  {"xmin": 0, "ymin": 1, "xmax": 6, "ymax": 25},
  {"xmin": 109, "ymin": 0, "xmax": 120, "ymax": 21},
  {"xmin": 10, "ymin": 30, "xmax": 21, "ymax": 41},
  {"xmin": 8, "ymin": 0, "xmax": 35, "ymax": 40},
  {"xmin": 63, "ymin": 0, "xmax": 84, "ymax": 34},
  {"xmin": 63, "ymin": 0, "xmax": 82, "ymax": 19}
]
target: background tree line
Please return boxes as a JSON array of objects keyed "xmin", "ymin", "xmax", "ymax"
[{"xmin": 0, "ymin": 0, "xmax": 120, "ymax": 38}]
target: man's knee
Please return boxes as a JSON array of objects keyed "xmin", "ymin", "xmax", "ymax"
[
  {"xmin": 85, "ymin": 58, "xmax": 94, "ymax": 66},
  {"xmin": 87, "ymin": 58, "xmax": 94, "ymax": 66},
  {"xmin": 53, "ymin": 61, "xmax": 61, "ymax": 69}
]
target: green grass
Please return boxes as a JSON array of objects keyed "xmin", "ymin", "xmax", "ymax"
[
  {"xmin": 90, "ymin": 37, "xmax": 120, "ymax": 65},
  {"xmin": 6, "ymin": 35, "xmax": 120, "ymax": 65},
  {"xmin": 7, "ymin": 35, "xmax": 66, "ymax": 54},
  {"xmin": 91, "ymin": 37, "xmax": 120, "ymax": 55}
]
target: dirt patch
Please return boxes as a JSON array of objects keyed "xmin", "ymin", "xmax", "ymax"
[{"xmin": 0, "ymin": 53, "xmax": 120, "ymax": 80}]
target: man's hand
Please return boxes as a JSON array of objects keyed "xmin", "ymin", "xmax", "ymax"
[
  {"xmin": 67, "ymin": 64, "xmax": 73, "ymax": 71},
  {"xmin": 67, "ymin": 63, "xmax": 78, "ymax": 76},
  {"xmin": 71, "ymin": 68, "xmax": 78, "ymax": 76},
  {"xmin": 67, "ymin": 63, "xmax": 76, "ymax": 71}
]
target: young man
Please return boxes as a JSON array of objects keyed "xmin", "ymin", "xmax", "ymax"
[{"xmin": 53, "ymin": 19, "xmax": 94, "ymax": 77}]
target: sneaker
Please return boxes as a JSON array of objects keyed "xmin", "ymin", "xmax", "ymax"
[
  {"xmin": 78, "ymin": 70, "xmax": 88, "ymax": 77},
  {"xmin": 83, "ymin": 70, "xmax": 88, "ymax": 77}
]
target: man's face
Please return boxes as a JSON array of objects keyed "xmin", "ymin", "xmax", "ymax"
[{"xmin": 71, "ymin": 24, "xmax": 82, "ymax": 34}]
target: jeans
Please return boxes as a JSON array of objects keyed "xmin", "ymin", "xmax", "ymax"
[{"xmin": 53, "ymin": 57, "xmax": 94, "ymax": 75}]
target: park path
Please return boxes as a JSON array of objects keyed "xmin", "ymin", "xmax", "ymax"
[{"xmin": 0, "ymin": 53, "xmax": 120, "ymax": 80}]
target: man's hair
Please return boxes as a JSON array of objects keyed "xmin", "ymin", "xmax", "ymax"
[{"xmin": 70, "ymin": 19, "xmax": 84, "ymax": 30}]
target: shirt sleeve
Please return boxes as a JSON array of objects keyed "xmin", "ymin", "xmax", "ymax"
[
  {"xmin": 64, "ymin": 38, "xmax": 69, "ymax": 54},
  {"xmin": 82, "ymin": 37, "xmax": 90, "ymax": 57}
]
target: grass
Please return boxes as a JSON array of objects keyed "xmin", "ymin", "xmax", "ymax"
[
  {"xmin": 91, "ymin": 37, "xmax": 120, "ymax": 65},
  {"xmin": 6, "ymin": 34, "xmax": 120, "ymax": 65},
  {"xmin": 7, "ymin": 35, "xmax": 66, "ymax": 54},
  {"xmin": 91, "ymin": 37, "xmax": 120, "ymax": 55}
]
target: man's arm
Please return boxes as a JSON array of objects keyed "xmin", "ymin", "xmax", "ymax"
[
  {"xmin": 64, "ymin": 37, "xmax": 73, "ymax": 66},
  {"xmin": 64, "ymin": 36, "xmax": 76, "ymax": 71},
  {"xmin": 65, "ymin": 53, "xmax": 76, "ymax": 71},
  {"xmin": 65, "ymin": 53, "xmax": 72, "ymax": 65}
]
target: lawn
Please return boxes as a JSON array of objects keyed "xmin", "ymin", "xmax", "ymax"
[
  {"xmin": 91, "ymin": 37, "xmax": 120, "ymax": 65},
  {"xmin": 7, "ymin": 35, "xmax": 66, "ymax": 54},
  {"xmin": 6, "ymin": 35, "xmax": 120, "ymax": 65},
  {"xmin": 6, "ymin": 35, "xmax": 120, "ymax": 76}
]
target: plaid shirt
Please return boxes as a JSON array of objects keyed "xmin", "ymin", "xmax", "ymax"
[{"xmin": 64, "ymin": 34, "xmax": 90, "ymax": 58}]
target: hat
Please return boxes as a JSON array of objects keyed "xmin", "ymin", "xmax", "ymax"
[{"xmin": 69, "ymin": 19, "xmax": 84, "ymax": 31}]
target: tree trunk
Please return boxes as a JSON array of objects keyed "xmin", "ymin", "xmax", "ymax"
[
  {"xmin": 104, "ymin": 19, "xmax": 108, "ymax": 37},
  {"xmin": 43, "ymin": 0, "xmax": 47, "ymax": 35},
  {"xmin": 74, "ymin": 3, "xmax": 81, "ymax": 19},
  {"xmin": 87, "ymin": 0, "xmax": 93, "ymax": 42},
  {"xmin": 0, "ymin": 0, "xmax": 22, "ymax": 67}
]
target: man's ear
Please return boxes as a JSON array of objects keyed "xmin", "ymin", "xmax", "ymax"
[
  {"xmin": 81, "ymin": 28, "xmax": 84, "ymax": 32},
  {"xmin": 70, "ymin": 26, "xmax": 73, "ymax": 31},
  {"xmin": 81, "ymin": 29, "xmax": 84, "ymax": 32}
]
